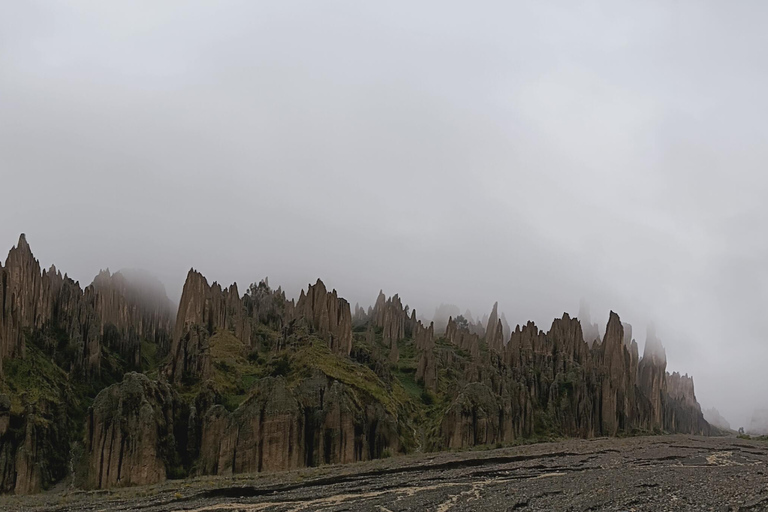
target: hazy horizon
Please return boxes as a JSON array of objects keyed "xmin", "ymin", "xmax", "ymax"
[{"xmin": 3, "ymin": 1, "xmax": 768, "ymax": 430}]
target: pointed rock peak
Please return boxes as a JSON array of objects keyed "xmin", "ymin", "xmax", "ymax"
[
  {"xmin": 9, "ymin": 233, "xmax": 34, "ymax": 259},
  {"xmin": 491, "ymin": 302, "xmax": 498, "ymax": 313},
  {"xmin": 602, "ymin": 311, "xmax": 624, "ymax": 346},
  {"xmin": 183, "ymin": 268, "xmax": 210, "ymax": 288}
]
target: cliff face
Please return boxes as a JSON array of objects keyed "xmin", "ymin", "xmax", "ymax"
[
  {"xmin": 82, "ymin": 373, "xmax": 187, "ymax": 489},
  {"xmin": 415, "ymin": 321, "xmax": 437, "ymax": 391},
  {"xmin": 169, "ymin": 273, "xmax": 354, "ymax": 384},
  {"xmin": 485, "ymin": 302, "xmax": 504, "ymax": 353},
  {"xmin": 169, "ymin": 270, "xmax": 247, "ymax": 383},
  {"xmin": 0, "ymin": 235, "xmax": 174, "ymax": 377},
  {"xmin": 0, "ymin": 235, "xmax": 711, "ymax": 495},
  {"xmin": 197, "ymin": 373, "xmax": 399, "ymax": 475},
  {"xmin": 440, "ymin": 311, "xmax": 710, "ymax": 449}
]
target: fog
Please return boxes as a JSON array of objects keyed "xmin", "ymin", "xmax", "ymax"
[{"xmin": 2, "ymin": 1, "xmax": 768, "ymax": 430}]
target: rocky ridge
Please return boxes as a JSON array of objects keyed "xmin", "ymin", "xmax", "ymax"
[{"xmin": 0, "ymin": 235, "xmax": 710, "ymax": 495}]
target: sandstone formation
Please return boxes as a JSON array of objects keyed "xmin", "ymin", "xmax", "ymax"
[
  {"xmin": 414, "ymin": 321, "xmax": 437, "ymax": 391},
  {"xmin": 82, "ymin": 373, "xmax": 185, "ymax": 489},
  {"xmin": 485, "ymin": 302, "xmax": 504, "ymax": 353},
  {"xmin": 294, "ymin": 280, "xmax": 353, "ymax": 356},
  {"xmin": 169, "ymin": 274, "xmax": 353, "ymax": 383},
  {"xmin": 197, "ymin": 373, "xmax": 399, "ymax": 475},
  {"xmin": 370, "ymin": 291, "xmax": 419, "ymax": 364},
  {"xmin": 0, "ymin": 235, "xmax": 174, "ymax": 377},
  {"xmin": 0, "ymin": 235, "xmax": 712, "ymax": 495}
]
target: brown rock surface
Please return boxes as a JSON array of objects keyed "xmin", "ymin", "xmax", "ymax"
[
  {"xmin": 294, "ymin": 279, "xmax": 352, "ymax": 355},
  {"xmin": 82, "ymin": 373, "xmax": 186, "ymax": 489}
]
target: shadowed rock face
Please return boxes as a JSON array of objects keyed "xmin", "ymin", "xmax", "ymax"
[
  {"xmin": 0, "ymin": 235, "xmax": 174, "ymax": 377},
  {"xmin": 82, "ymin": 373, "xmax": 186, "ymax": 490},
  {"xmin": 415, "ymin": 321, "xmax": 437, "ymax": 391},
  {"xmin": 169, "ymin": 274, "xmax": 353, "ymax": 384},
  {"xmin": 197, "ymin": 373, "xmax": 399, "ymax": 475},
  {"xmin": 169, "ymin": 270, "xmax": 247, "ymax": 383}
]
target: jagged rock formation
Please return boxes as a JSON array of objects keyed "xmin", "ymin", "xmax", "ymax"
[
  {"xmin": 445, "ymin": 316, "xmax": 480, "ymax": 358},
  {"xmin": 443, "ymin": 311, "xmax": 710, "ymax": 449},
  {"xmin": 665, "ymin": 372, "xmax": 708, "ymax": 434},
  {"xmin": 485, "ymin": 302, "xmax": 504, "ymax": 353},
  {"xmin": 169, "ymin": 270, "xmax": 246, "ymax": 382},
  {"xmin": 169, "ymin": 274, "xmax": 352, "ymax": 383},
  {"xmin": 415, "ymin": 322, "xmax": 436, "ymax": 391},
  {"xmin": 294, "ymin": 279, "xmax": 353, "ymax": 356},
  {"xmin": 0, "ymin": 235, "xmax": 711, "ymax": 495},
  {"xmin": 500, "ymin": 312, "xmax": 511, "ymax": 341},
  {"xmin": 637, "ymin": 325, "xmax": 666, "ymax": 428},
  {"xmin": 371, "ymin": 292, "xmax": 407, "ymax": 363},
  {"xmin": 0, "ymin": 235, "xmax": 174, "ymax": 377}
]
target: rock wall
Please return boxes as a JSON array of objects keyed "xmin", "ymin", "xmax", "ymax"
[
  {"xmin": 82, "ymin": 373, "xmax": 186, "ymax": 489},
  {"xmin": 197, "ymin": 373, "xmax": 399, "ymax": 475},
  {"xmin": 440, "ymin": 311, "xmax": 710, "ymax": 449}
]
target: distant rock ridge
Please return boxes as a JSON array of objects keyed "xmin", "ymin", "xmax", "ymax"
[{"xmin": 0, "ymin": 235, "xmax": 711, "ymax": 495}]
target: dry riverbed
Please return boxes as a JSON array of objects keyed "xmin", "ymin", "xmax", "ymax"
[{"xmin": 3, "ymin": 435, "xmax": 768, "ymax": 511}]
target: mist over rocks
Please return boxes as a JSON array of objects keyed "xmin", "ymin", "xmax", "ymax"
[
  {"xmin": 748, "ymin": 409, "xmax": 768, "ymax": 435},
  {"xmin": 703, "ymin": 407, "xmax": 732, "ymax": 431},
  {"xmin": 0, "ymin": 236, "xmax": 710, "ymax": 494}
]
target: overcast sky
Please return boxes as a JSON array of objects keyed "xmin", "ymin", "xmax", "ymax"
[{"xmin": 2, "ymin": 1, "xmax": 767, "ymax": 429}]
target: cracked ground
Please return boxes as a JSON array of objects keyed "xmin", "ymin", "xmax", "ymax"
[{"xmin": 4, "ymin": 435, "xmax": 768, "ymax": 511}]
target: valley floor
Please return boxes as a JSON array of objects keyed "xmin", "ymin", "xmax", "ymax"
[{"xmin": 3, "ymin": 435, "xmax": 767, "ymax": 511}]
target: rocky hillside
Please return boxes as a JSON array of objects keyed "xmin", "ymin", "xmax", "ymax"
[{"xmin": 0, "ymin": 235, "xmax": 710, "ymax": 494}]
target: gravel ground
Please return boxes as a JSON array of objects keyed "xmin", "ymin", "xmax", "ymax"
[{"xmin": 3, "ymin": 435, "xmax": 768, "ymax": 511}]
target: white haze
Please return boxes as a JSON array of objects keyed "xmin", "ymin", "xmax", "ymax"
[{"xmin": 2, "ymin": 1, "xmax": 768, "ymax": 429}]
